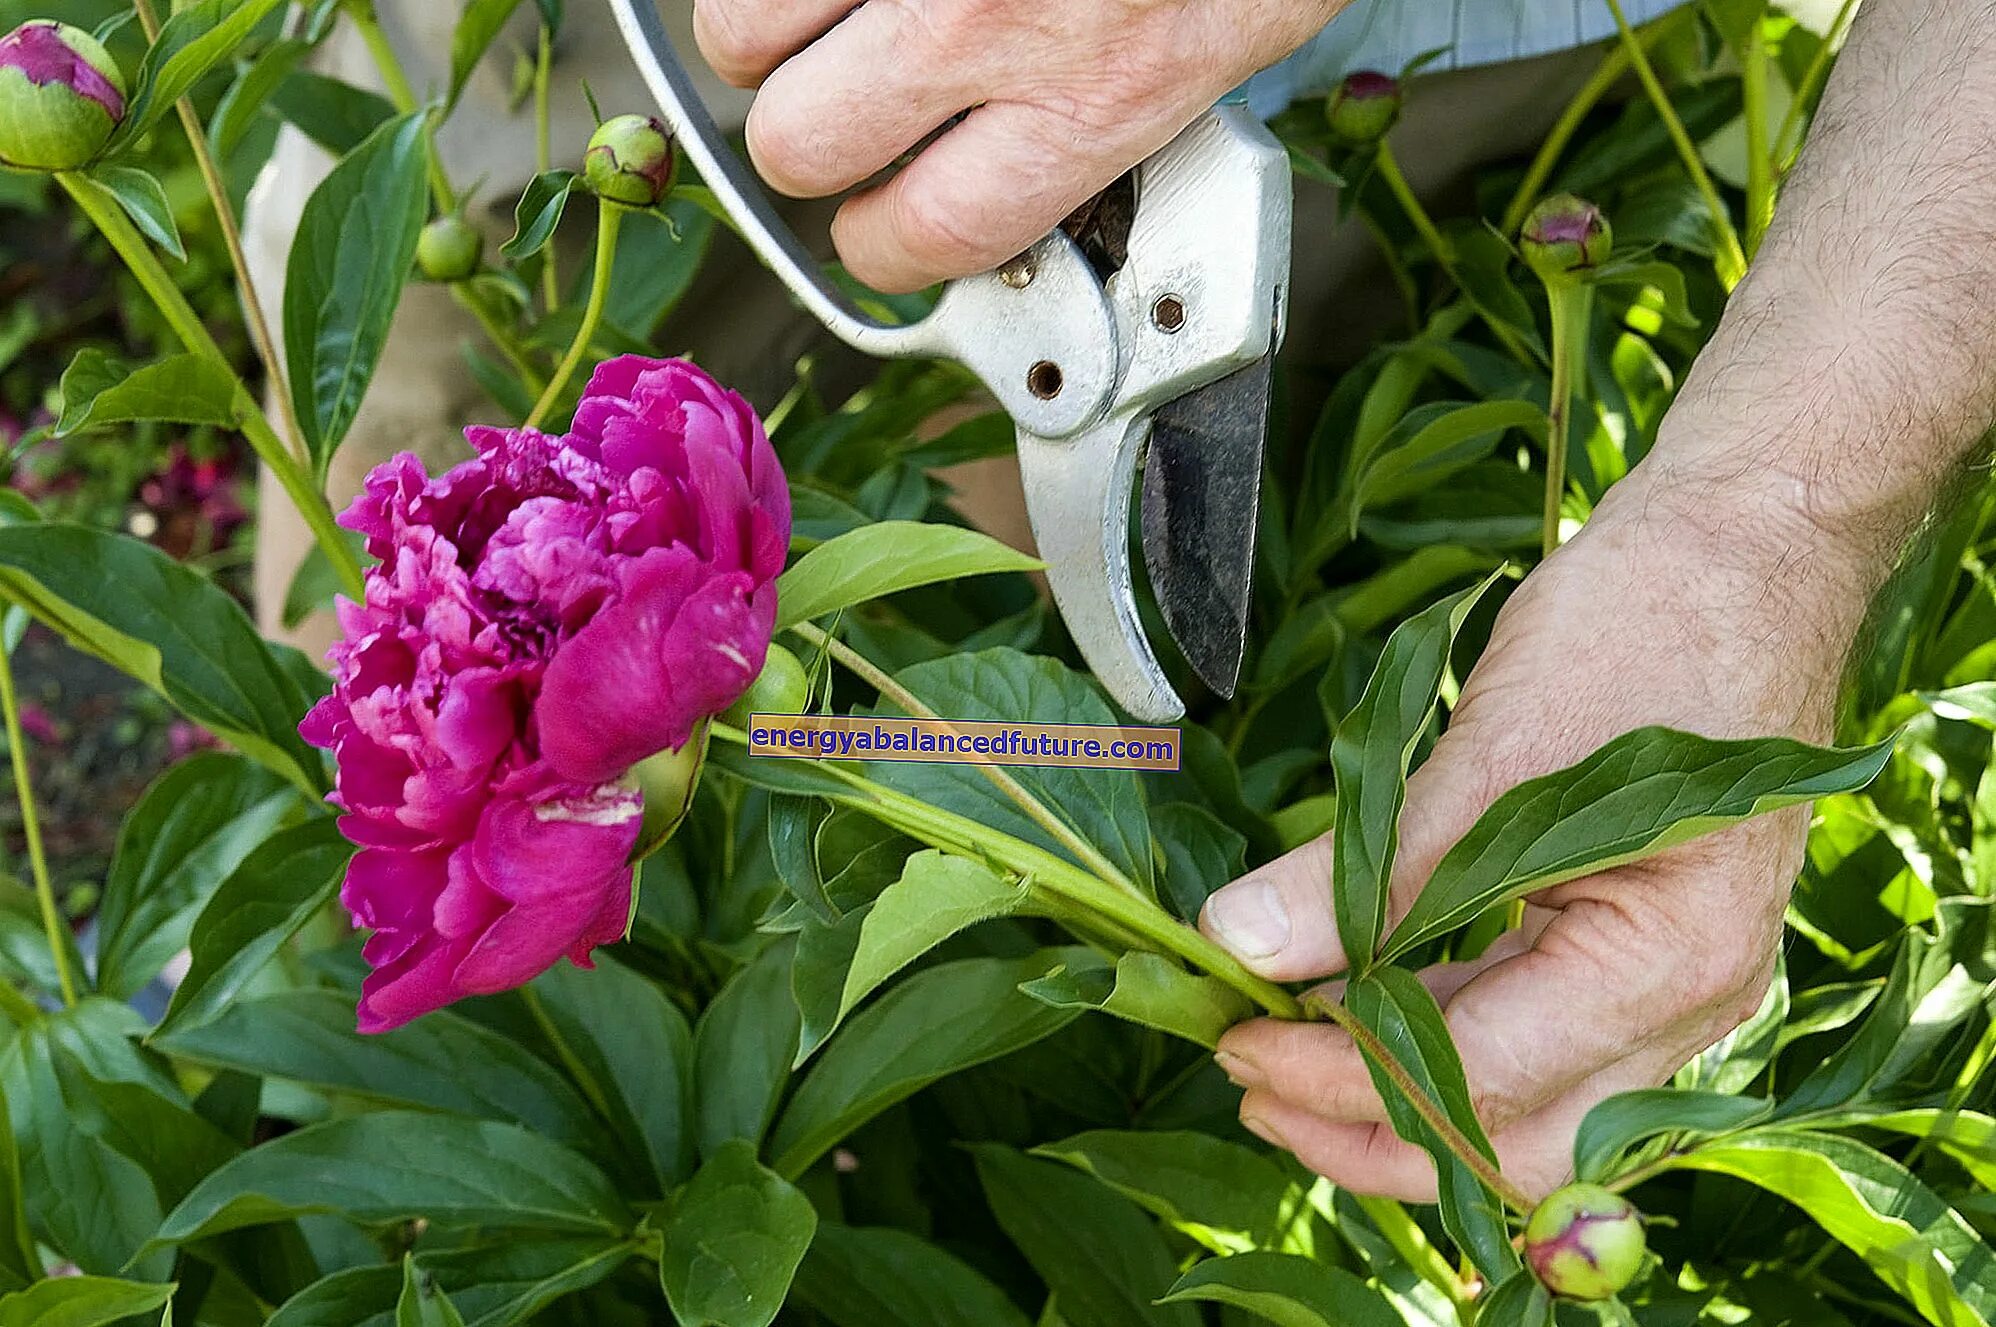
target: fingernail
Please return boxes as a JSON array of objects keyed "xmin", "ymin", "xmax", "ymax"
[
  {"xmin": 1214, "ymin": 1050, "xmax": 1263, "ymax": 1089},
  {"xmin": 1241, "ymin": 1113, "xmax": 1287, "ymax": 1149},
  {"xmin": 1204, "ymin": 878, "xmax": 1290, "ymax": 959}
]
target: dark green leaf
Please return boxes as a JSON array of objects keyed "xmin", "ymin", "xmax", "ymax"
[
  {"xmin": 266, "ymin": 1238, "xmax": 632, "ymax": 1327},
  {"xmin": 1383, "ymin": 729, "xmax": 1895, "ymax": 959},
  {"xmin": 1033, "ymin": 1131, "xmax": 1319, "ymax": 1256},
  {"xmin": 155, "ymin": 817, "xmax": 353, "ymax": 1037},
  {"xmin": 791, "ymin": 1222, "xmax": 1031, "ymax": 1327},
  {"xmin": 1019, "ymin": 952, "xmax": 1250, "ymax": 1051},
  {"xmin": 1572, "ymin": 1089, "xmax": 1772, "ymax": 1183},
  {"xmin": 448, "ymin": 0, "xmax": 528, "ymax": 108},
  {"xmin": 769, "ymin": 950, "xmax": 1086, "ymax": 1178},
  {"xmin": 1471, "ymin": 1273, "xmax": 1553, "ymax": 1327},
  {"xmin": 54, "ymin": 349, "xmax": 238, "ymax": 436},
  {"xmin": 268, "ymin": 71, "xmax": 398, "ymax": 155},
  {"xmin": 113, "ymin": 0, "xmax": 289, "ymax": 144},
  {"xmin": 1331, "ymin": 574, "xmax": 1498, "ymax": 971},
  {"xmin": 602, "ymin": 197, "xmax": 716, "ymax": 337},
  {"xmin": 1344, "ymin": 968, "xmax": 1516, "ymax": 1281},
  {"xmin": 0, "ymin": 1085, "xmax": 35, "ymax": 1289},
  {"xmin": 694, "ymin": 940, "xmax": 801, "ymax": 1160},
  {"xmin": 94, "ymin": 754, "xmax": 297, "ymax": 997},
  {"xmin": 775, "ymin": 521, "xmax": 1041, "ymax": 630},
  {"xmin": 153, "ymin": 988, "xmax": 607, "ymax": 1155},
  {"xmin": 152, "ymin": 1112, "xmax": 631, "ymax": 1249},
  {"xmin": 657, "ymin": 1140, "xmax": 816, "ymax": 1327},
  {"xmin": 0, "ymin": 523, "xmax": 326, "ymax": 793},
  {"xmin": 284, "ymin": 111, "xmax": 433, "ymax": 475},
  {"xmin": 1157, "ymin": 1252, "xmax": 1403, "ymax": 1327},
  {"xmin": 1339, "ymin": 402, "xmax": 1544, "ymax": 536},
  {"xmin": 971, "ymin": 1145, "xmax": 1197, "ymax": 1327},
  {"xmin": 502, "ymin": 170, "xmax": 577, "ymax": 262},
  {"xmin": 1149, "ymin": 802, "xmax": 1245, "ymax": 922},
  {"xmin": 83, "ymin": 166, "xmax": 185, "ymax": 260},
  {"xmin": 397, "ymin": 1254, "xmax": 468, "ymax": 1327},
  {"xmin": 0, "ymin": 1277, "xmax": 174, "ymax": 1327}
]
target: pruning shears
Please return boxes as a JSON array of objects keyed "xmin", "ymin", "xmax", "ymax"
[{"xmin": 608, "ymin": 0, "xmax": 1292, "ymax": 723}]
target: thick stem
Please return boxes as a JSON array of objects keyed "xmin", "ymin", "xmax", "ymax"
[
  {"xmin": 1602, "ymin": 0, "xmax": 1748, "ymax": 288},
  {"xmin": 57, "ymin": 173, "xmax": 367, "ymax": 601},
  {"xmin": 527, "ymin": 200, "xmax": 624, "ymax": 430},
  {"xmin": 1373, "ymin": 142, "xmax": 1454, "ymax": 267},
  {"xmin": 1740, "ymin": 22, "xmax": 1775, "ymax": 256},
  {"xmin": 133, "ymin": 0, "xmax": 312, "ymax": 471},
  {"xmin": 787, "ymin": 620, "xmax": 1144, "ymax": 901},
  {"xmin": 1354, "ymin": 1194, "xmax": 1478, "ymax": 1320},
  {"xmin": 1540, "ymin": 282, "xmax": 1594, "ymax": 557},
  {"xmin": 347, "ymin": 4, "xmax": 456, "ymax": 213},
  {"xmin": 535, "ymin": 24, "xmax": 560, "ymax": 314},
  {"xmin": 1309, "ymin": 993, "xmax": 1532, "ymax": 1213},
  {"xmin": 0, "ymin": 636, "xmax": 77, "ymax": 1008}
]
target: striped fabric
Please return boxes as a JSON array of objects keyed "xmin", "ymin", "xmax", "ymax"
[{"xmin": 1245, "ymin": 0, "xmax": 1692, "ymax": 113}]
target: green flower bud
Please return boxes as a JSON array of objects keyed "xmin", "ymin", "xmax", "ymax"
[
  {"xmin": 1523, "ymin": 1183, "xmax": 1647, "ymax": 1301},
  {"xmin": 1520, "ymin": 193, "xmax": 1613, "ymax": 282},
  {"xmin": 0, "ymin": 21, "xmax": 126, "ymax": 172},
  {"xmin": 632, "ymin": 723, "xmax": 709, "ymax": 861},
  {"xmin": 416, "ymin": 214, "xmax": 483, "ymax": 282},
  {"xmin": 725, "ymin": 643, "xmax": 810, "ymax": 726},
  {"xmin": 1325, "ymin": 70, "xmax": 1402, "ymax": 146},
  {"xmin": 584, "ymin": 114, "xmax": 675, "ymax": 207}
]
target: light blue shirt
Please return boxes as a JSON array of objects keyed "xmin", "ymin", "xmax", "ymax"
[{"xmin": 1247, "ymin": 0, "xmax": 1692, "ymax": 114}]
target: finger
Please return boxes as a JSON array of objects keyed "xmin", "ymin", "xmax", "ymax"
[
  {"xmin": 832, "ymin": 97, "xmax": 1188, "ymax": 293},
  {"xmin": 747, "ymin": 2, "xmax": 986, "ymax": 199},
  {"xmin": 693, "ymin": 0, "xmax": 856, "ymax": 88}
]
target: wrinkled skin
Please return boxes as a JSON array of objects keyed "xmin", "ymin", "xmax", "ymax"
[{"xmin": 693, "ymin": 0, "xmax": 1350, "ymax": 292}]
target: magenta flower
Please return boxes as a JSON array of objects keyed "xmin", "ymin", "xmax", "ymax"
[{"xmin": 302, "ymin": 357, "xmax": 789, "ymax": 1031}]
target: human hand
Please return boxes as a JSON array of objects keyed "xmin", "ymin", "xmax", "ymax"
[
  {"xmin": 691, "ymin": 0, "xmax": 1346, "ymax": 293},
  {"xmin": 1199, "ymin": 463, "xmax": 1876, "ymax": 1200}
]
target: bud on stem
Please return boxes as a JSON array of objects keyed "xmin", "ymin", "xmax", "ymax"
[
  {"xmin": 0, "ymin": 21, "xmax": 126, "ymax": 171},
  {"xmin": 1523, "ymin": 1183, "xmax": 1647, "ymax": 1300},
  {"xmin": 585, "ymin": 114, "xmax": 675, "ymax": 208},
  {"xmin": 1326, "ymin": 71, "xmax": 1403, "ymax": 147}
]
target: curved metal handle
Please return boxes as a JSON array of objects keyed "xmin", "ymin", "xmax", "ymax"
[{"xmin": 607, "ymin": 0, "xmax": 1119, "ymax": 438}]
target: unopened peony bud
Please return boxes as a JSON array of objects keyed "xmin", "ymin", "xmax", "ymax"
[
  {"xmin": 584, "ymin": 114, "xmax": 675, "ymax": 207},
  {"xmin": 726, "ymin": 644, "xmax": 809, "ymax": 725},
  {"xmin": 1325, "ymin": 71, "xmax": 1402, "ymax": 146},
  {"xmin": 0, "ymin": 21, "xmax": 126, "ymax": 171},
  {"xmin": 416, "ymin": 215, "xmax": 483, "ymax": 282},
  {"xmin": 1523, "ymin": 1184, "xmax": 1647, "ymax": 1301},
  {"xmin": 1520, "ymin": 194, "xmax": 1613, "ymax": 281}
]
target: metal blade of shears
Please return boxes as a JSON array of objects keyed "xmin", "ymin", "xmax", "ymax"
[{"xmin": 1140, "ymin": 353, "xmax": 1273, "ymax": 699}]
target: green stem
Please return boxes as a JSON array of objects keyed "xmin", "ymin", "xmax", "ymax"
[
  {"xmin": 348, "ymin": 3, "xmax": 455, "ymax": 213},
  {"xmin": 1309, "ymin": 993, "xmax": 1532, "ymax": 1213},
  {"xmin": 1540, "ymin": 282, "xmax": 1593, "ymax": 557},
  {"xmin": 1354, "ymin": 1194, "xmax": 1477, "ymax": 1321},
  {"xmin": 1740, "ymin": 21, "xmax": 1775, "ymax": 256},
  {"xmin": 0, "ymin": 636, "xmax": 77, "ymax": 1008},
  {"xmin": 1774, "ymin": 0, "xmax": 1862, "ymax": 168},
  {"xmin": 710, "ymin": 721, "xmax": 1302, "ymax": 1020},
  {"xmin": 1501, "ymin": 44, "xmax": 1633, "ymax": 236},
  {"xmin": 787, "ymin": 620, "xmax": 1144, "ymax": 901},
  {"xmin": 527, "ymin": 200, "xmax": 624, "ymax": 430},
  {"xmin": 535, "ymin": 24, "xmax": 560, "ymax": 314},
  {"xmin": 1602, "ymin": 0, "xmax": 1749, "ymax": 288},
  {"xmin": 57, "ymin": 172, "xmax": 367, "ymax": 601},
  {"xmin": 1373, "ymin": 141, "xmax": 1454, "ymax": 267},
  {"xmin": 452, "ymin": 283, "xmax": 548, "ymax": 401},
  {"xmin": 519, "ymin": 985, "xmax": 618, "ymax": 1126}
]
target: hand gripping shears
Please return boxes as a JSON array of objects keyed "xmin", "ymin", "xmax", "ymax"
[{"xmin": 609, "ymin": 0, "xmax": 1292, "ymax": 723}]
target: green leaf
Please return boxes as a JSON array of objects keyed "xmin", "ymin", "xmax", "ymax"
[
  {"xmin": 152, "ymin": 1113, "xmax": 631, "ymax": 1250},
  {"xmin": 0, "ymin": 523, "xmax": 326, "ymax": 793},
  {"xmin": 769, "ymin": 950, "xmax": 1086, "ymax": 1179},
  {"xmin": 1020, "ymin": 952, "xmax": 1250, "ymax": 1051},
  {"xmin": 502, "ymin": 170, "xmax": 578, "ymax": 261},
  {"xmin": 971, "ymin": 1145, "xmax": 1198, "ymax": 1327},
  {"xmin": 83, "ymin": 166, "xmax": 185, "ymax": 261},
  {"xmin": 809, "ymin": 850, "xmax": 1031, "ymax": 1062},
  {"xmin": 1339, "ymin": 401, "xmax": 1545, "ymax": 536},
  {"xmin": 447, "ymin": 0, "xmax": 528, "ymax": 108},
  {"xmin": 1856, "ymin": 1110, "xmax": 1996, "ymax": 1190},
  {"xmin": 527, "ymin": 956, "xmax": 697, "ymax": 1190},
  {"xmin": 94, "ymin": 754, "xmax": 298, "ymax": 998},
  {"xmin": 1662, "ymin": 1129, "xmax": 1996, "ymax": 1326},
  {"xmin": 1383, "ymin": 729, "xmax": 1896, "ymax": 959},
  {"xmin": 284, "ymin": 111, "xmax": 433, "ymax": 475},
  {"xmin": 1032, "ymin": 1131, "xmax": 1318, "ymax": 1256},
  {"xmin": 54, "ymin": 349, "xmax": 239, "ymax": 437},
  {"xmin": 267, "ymin": 1239, "xmax": 633, "ymax": 1327},
  {"xmin": 0, "ymin": 1277, "xmax": 175, "ymax": 1327},
  {"xmin": 0, "ymin": 1085, "xmax": 30, "ymax": 1291},
  {"xmin": 695, "ymin": 940, "xmax": 802, "ymax": 1161},
  {"xmin": 1925, "ymin": 683, "xmax": 1996, "ymax": 728},
  {"xmin": 152, "ymin": 988, "xmax": 607, "ymax": 1155},
  {"xmin": 658, "ymin": 1140, "xmax": 816, "ymax": 1327},
  {"xmin": 602, "ymin": 195, "xmax": 716, "ymax": 336},
  {"xmin": 791, "ymin": 1223, "xmax": 1032, "ymax": 1327},
  {"xmin": 396, "ymin": 1255, "xmax": 467, "ymax": 1327},
  {"xmin": 113, "ymin": 0, "xmax": 289, "ymax": 144},
  {"xmin": 1572, "ymin": 1088, "xmax": 1772, "ymax": 1183},
  {"xmin": 154, "ymin": 817, "xmax": 354, "ymax": 1038},
  {"xmin": 1471, "ymin": 1273, "xmax": 1554, "ymax": 1327},
  {"xmin": 268, "ymin": 71, "xmax": 398, "ymax": 155},
  {"xmin": 1157, "ymin": 1252, "xmax": 1403, "ymax": 1327},
  {"xmin": 1344, "ymin": 968, "xmax": 1516, "ymax": 1282},
  {"xmin": 1331, "ymin": 574, "xmax": 1498, "ymax": 971},
  {"xmin": 1678, "ymin": 953, "xmax": 1788, "ymax": 1094},
  {"xmin": 775, "ymin": 522, "xmax": 1042, "ymax": 630}
]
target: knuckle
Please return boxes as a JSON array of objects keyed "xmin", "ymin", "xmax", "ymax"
[
  {"xmin": 891, "ymin": 183, "xmax": 988, "ymax": 273},
  {"xmin": 692, "ymin": 1, "xmax": 772, "ymax": 86},
  {"xmin": 743, "ymin": 97, "xmax": 815, "ymax": 195}
]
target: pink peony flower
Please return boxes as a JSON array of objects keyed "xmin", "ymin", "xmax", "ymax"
[{"xmin": 302, "ymin": 357, "xmax": 789, "ymax": 1031}]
